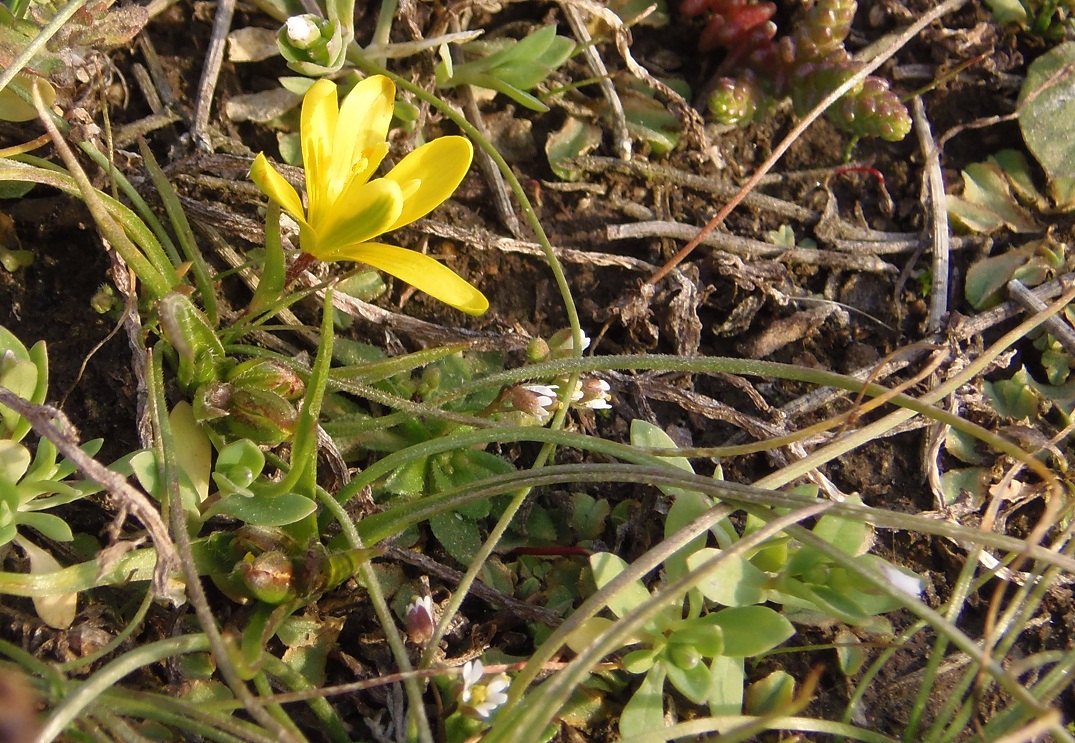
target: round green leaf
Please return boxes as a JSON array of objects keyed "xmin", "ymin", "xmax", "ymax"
[{"xmin": 1019, "ymin": 42, "xmax": 1075, "ymax": 181}]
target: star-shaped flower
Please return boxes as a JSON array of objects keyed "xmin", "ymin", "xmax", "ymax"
[{"xmin": 250, "ymin": 76, "xmax": 488, "ymax": 315}]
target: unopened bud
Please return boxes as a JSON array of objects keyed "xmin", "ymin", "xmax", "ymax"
[
  {"xmin": 224, "ymin": 388, "xmax": 299, "ymax": 445},
  {"xmin": 285, "ymin": 14, "xmax": 323, "ymax": 48},
  {"xmin": 227, "ymin": 359, "xmax": 305, "ymax": 400},
  {"xmin": 546, "ymin": 328, "xmax": 591, "ymax": 359},
  {"xmin": 405, "ymin": 595, "xmax": 436, "ymax": 644},
  {"xmin": 235, "ymin": 551, "xmax": 295, "ymax": 604},
  {"xmin": 526, "ymin": 337, "xmax": 550, "ymax": 363},
  {"xmin": 510, "ymin": 384, "xmax": 560, "ymax": 423}
]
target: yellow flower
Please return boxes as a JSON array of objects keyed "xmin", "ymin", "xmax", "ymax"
[{"xmin": 250, "ymin": 76, "xmax": 488, "ymax": 315}]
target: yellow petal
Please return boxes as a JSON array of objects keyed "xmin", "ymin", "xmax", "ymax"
[
  {"xmin": 314, "ymin": 179, "xmax": 404, "ymax": 259},
  {"xmin": 329, "ymin": 76, "xmax": 395, "ymax": 199},
  {"xmin": 250, "ymin": 153, "xmax": 309, "ymax": 228},
  {"xmin": 383, "ymin": 136, "xmax": 473, "ymax": 231},
  {"xmin": 301, "ymin": 79, "xmax": 339, "ymax": 226},
  {"xmin": 337, "ymin": 241, "xmax": 488, "ymax": 315}
]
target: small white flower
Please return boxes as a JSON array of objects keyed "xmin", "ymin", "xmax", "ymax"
[
  {"xmin": 547, "ymin": 328, "xmax": 591, "ymax": 358},
  {"xmin": 511, "ymin": 384, "xmax": 560, "ymax": 423},
  {"xmin": 458, "ymin": 660, "xmax": 510, "ymax": 719},
  {"xmin": 285, "ymin": 15, "xmax": 322, "ymax": 48},
  {"xmin": 571, "ymin": 377, "xmax": 612, "ymax": 410}
]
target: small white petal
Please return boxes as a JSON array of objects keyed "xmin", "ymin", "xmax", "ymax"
[{"xmin": 877, "ymin": 563, "xmax": 922, "ymax": 598}]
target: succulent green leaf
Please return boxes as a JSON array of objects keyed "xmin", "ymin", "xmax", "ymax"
[
  {"xmin": 546, "ymin": 116, "xmax": 602, "ymax": 181},
  {"xmin": 709, "ymin": 605, "xmax": 794, "ymax": 656},
  {"xmin": 619, "ymin": 664, "xmax": 667, "ymax": 737},
  {"xmin": 744, "ymin": 670, "xmax": 796, "ymax": 715},
  {"xmin": 687, "ymin": 548, "xmax": 770, "ymax": 606},
  {"xmin": 590, "ymin": 552, "xmax": 651, "ymax": 619},
  {"xmin": 428, "ymin": 510, "xmax": 482, "ymax": 566},
  {"xmin": 210, "ymin": 492, "xmax": 317, "ymax": 526}
]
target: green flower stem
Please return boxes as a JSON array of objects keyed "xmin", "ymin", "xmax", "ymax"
[
  {"xmin": 137, "ymin": 138, "xmax": 219, "ymax": 325},
  {"xmin": 149, "ymin": 349, "xmax": 301, "ymax": 743},
  {"xmin": 90, "ymin": 688, "xmax": 281, "ymax": 743},
  {"xmin": 253, "ymin": 671, "xmax": 306, "ymax": 740},
  {"xmin": 36, "ymin": 634, "xmax": 210, "ymax": 743},
  {"xmin": 331, "ymin": 352, "xmax": 1045, "ymax": 511},
  {"xmin": 261, "ymin": 289, "xmax": 334, "ymax": 498},
  {"xmin": 261, "ymin": 654, "xmax": 351, "ymax": 743},
  {"xmin": 76, "ymin": 145, "xmax": 185, "ymax": 270},
  {"xmin": 245, "ymin": 202, "xmax": 287, "ymax": 318},
  {"xmin": 311, "ymin": 418, "xmax": 436, "ymax": 743},
  {"xmin": 0, "ymin": 0, "xmax": 87, "ymax": 97},
  {"xmin": 616, "ymin": 716, "xmax": 901, "ymax": 743},
  {"xmin": 0, "ymin": 161, "xmax": 176, "ymax": 297}
]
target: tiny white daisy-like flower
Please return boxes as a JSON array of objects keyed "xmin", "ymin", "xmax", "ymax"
[
  {"xmin": 458, "ymin": 660, "xmax": 510, "ymax": 719},
  {"xmin": 572, "ymin": 377, "xmax": 612, "ymax": 410},
  {"xmin": 405, "ymin": 595, "xmax": 435, "ymax": 644}
]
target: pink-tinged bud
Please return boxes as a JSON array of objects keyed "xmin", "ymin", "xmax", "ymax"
[
  {"xmin": 224, "ymin": 388, "xmax": 299, "ymax": 445},
  {"xmin": 510, "ymin": 384, "xmax": 560, "ymax": 423},
  {"xmin": 405, "ymin": 595, "xmax": 436, "ymax": 644},
  {"xmin": 571, "ymin": 377, "xmax": 612, "ymax": 410}
]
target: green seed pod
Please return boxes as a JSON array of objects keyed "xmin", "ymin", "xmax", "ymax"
[
  {"xmin": 707, "ymin": 75, "xmax": 764, "ymax": 126},
  {"xmin": 234, "ymin": 551, "xmax": 296, "ymax": 605},
  {"xmin": 222, "ymin": 388, "xmax": 299, "ymax": 445},
  {"xmin": 227, "ymin": 359, "xmax": 305, "ymax": 400}
]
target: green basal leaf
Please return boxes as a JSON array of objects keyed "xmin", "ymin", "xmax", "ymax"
[
  {"xmin": 622, "ymin": 647, "xmax": 661, "ymax": 674},
  {"xmin": 16, "ymin": 510, "xmax": 73, "ymax": 542},
  {"xmin": 744, "ymin": 670, "xmax": 796, "ymax": 715},
  {"xmin": 709, "ymin": 605, "xmax": 794, "ymax": 656},
  {"xmin": 209, "ymin": 492, "xmax": 317, "ymax": 526},
  {"xmin": 0, "ymin": 440, "xmax": 30, "ymax": 483},
  {"xmin": 708, "ymin": 655, "xmax": 745, "ymax": 718},
  {"xmin": 940, "ymin": 467, "xmax": 988, "ymax": 507},
  {"xmin": 687, "ymin": 548, "xmax": 770, "ymax": 607},
  {"xmin": 546, "ymin": 116, "xmax": 602, "ymax": 181},
  {"xmin": 811, "ymin": 495, "xmax": 871, "ymax": 556},
  {"xmin": 665, "ymin": 657, "xmax": 714, "ymax": 704},
  {"xmin": 985, "ymin": 368, "xmax": 1042, "ymax": 420},
  {"xmin": 428, "ymin": 510, "xmax": 482, "ymax": 566},
  {"xmin": 571, "ymin": 492, "xmax": 609, "ymax": 541},
  {"xmin": 1019, "ymin": 42, "xmax": 1075, "ymax": 182},
  {"xmin": 590, "ymin": 552, "xmax": 651, "ymax": 619},
  {"xmin": 619, "ymin": 664, "xmax": 667, "ymax": 737}
]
